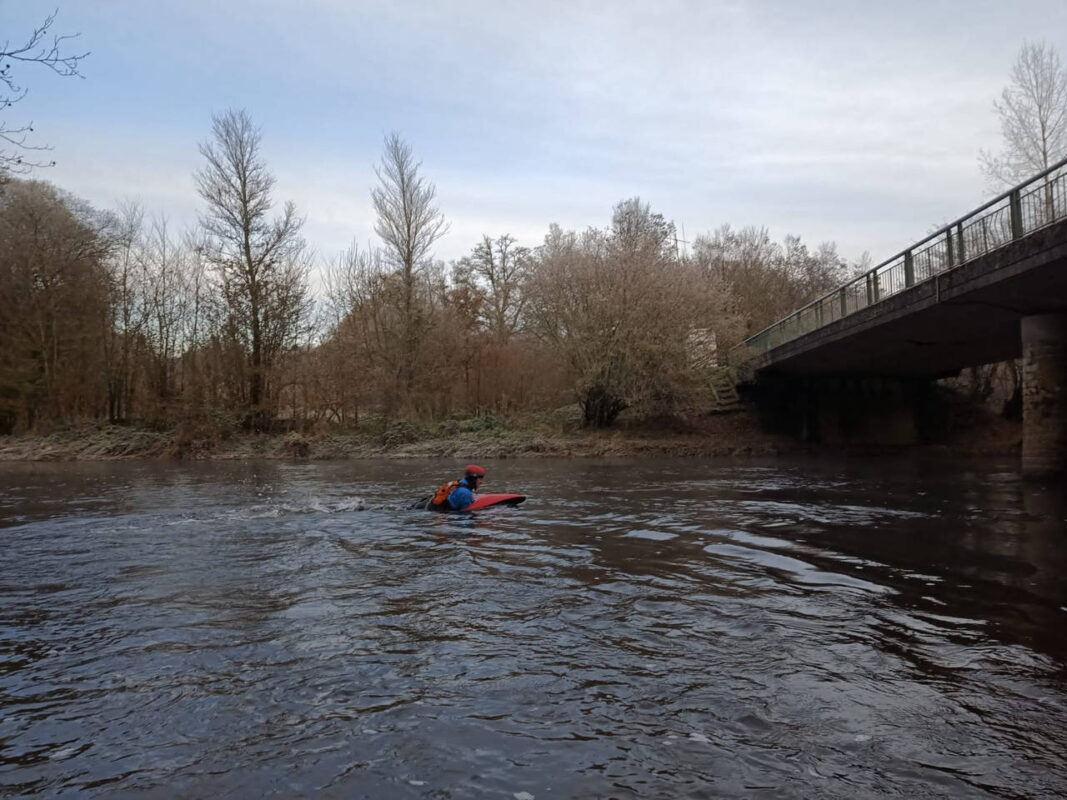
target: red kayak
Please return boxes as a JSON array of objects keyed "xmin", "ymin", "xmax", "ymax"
[
  {"xmin": 462, "ymin": 493, "xmax": 526, "ymax": 511},
  {"xmin": 411, "ymin": 493, "xmax": 526, "ymax": 511}
]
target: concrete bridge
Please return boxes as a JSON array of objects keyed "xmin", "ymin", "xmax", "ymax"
[{"xmin": 730, "ymin": 158, "xmax": 1067, "ymax": 476}]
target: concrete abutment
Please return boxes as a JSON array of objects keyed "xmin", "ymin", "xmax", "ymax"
[{"xmin": 1021, "ymin": 312, "xmax": 1067, "ymax": 477}]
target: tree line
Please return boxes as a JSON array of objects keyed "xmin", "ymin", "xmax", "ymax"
[
  {"xmin": 0, "ymin": 111, "xmax": 850, "ymax": 436},
  {"xmin": 5, "ymin": 11, "xmax": 1061, "ymax": 437}
]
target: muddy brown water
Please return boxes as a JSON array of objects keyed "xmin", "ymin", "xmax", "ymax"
[{"xmin": 1, "ymin": 457, "xmax": 1065, "ymax": 798}]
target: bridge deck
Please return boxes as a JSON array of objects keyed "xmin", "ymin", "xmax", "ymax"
[
  {"xmin": 732, "ymin": 158, "xmax": 1067, "ymax": 378},
  {"xmin": 755, "ymin": 217, "xmax": 1067, "ymax": 377}
]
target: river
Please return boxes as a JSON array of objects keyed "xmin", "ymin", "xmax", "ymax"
[{"xmin": 0, "ymin": 456, "xmax": 1064, "ymax": 798}]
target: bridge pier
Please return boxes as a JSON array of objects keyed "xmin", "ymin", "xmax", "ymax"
[{"xmin": 1021, "ymin": 312, "xmax": 1067, "ymax": 477}]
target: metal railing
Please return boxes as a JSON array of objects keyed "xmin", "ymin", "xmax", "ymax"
[{"xmin": 730, "ymin": 156, "xmax": 1067, "ymax": 365}]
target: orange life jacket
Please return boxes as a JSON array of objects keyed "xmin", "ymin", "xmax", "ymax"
[{"xmin": 430, "ymin": 479, "xmax": 461, "ymax": 508}]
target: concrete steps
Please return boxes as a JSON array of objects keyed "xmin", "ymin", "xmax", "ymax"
[{"xmin": 704, "ymin": 366, "xmax": 742, "ymax": 412}]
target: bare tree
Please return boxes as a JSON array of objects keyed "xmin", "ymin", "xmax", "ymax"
[
  {"xmin": 195, "ymin": 109, "xmax": 311, "ymax": 430},
  {"xmin": 0, "ymin": 179, "xmax": 109, "ymax": 430},
  {"xmin": 777, "ymin": 235, "xmax": 846, "ymax": 302},
  {"xmin": 610, "ymin": 197, "xmax": 676, "ymax": 263},
  {"xmin": 319, "ymin": 252, "xmax": 366, "ymax": 426},
  {"xmin": 174, "ymin": 230, "xmax": 210, "ymax": 414},
  {"xmin": 141, "ymin": 215, "xmax": 194, "ymax": 416},
  {"xmin": 526, "ymin": 200, "xmax": 738, "ymax": 427},
  {"xmin": 691, "ymin": 225, "xmax": 843, "ymax": 342},
  {"xmin": 324, "ymin": 242, "xmax": 397, "ymax": 416},
  {"xmin": 371, "ymin": 132, "xmax": 448, "ymax": 412},
  {"xmin": 692, "ymin": 225, "xmax": 783, "ymax": 340},
  {"xmin": 455, "ymin": 234, "xmax": 530, "ymax": 343},
  {"xmin": 980, "ymin": 41, "xmax": 1067, "ymax": 187},
  {"xmin": 1, "ymin": 10, "xmax": 88, "ymax": 174},
  {"xmin": 325, "ymin": 239, "xmax": 458, "ymax": 419},
  {"xmin": 101, "ymin": 201, "xmax": 148, "ymax": 422}
]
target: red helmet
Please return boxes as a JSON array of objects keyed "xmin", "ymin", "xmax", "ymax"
[{"xmin": 464, "ymin": 464, "xmax": 486, "ymax": 480}]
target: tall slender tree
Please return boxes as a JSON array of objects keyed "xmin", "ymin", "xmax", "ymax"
[
  {"xmin": 195, "ymin": 109, "xmax": 311, "ymax": 430},
  {"xmin": 101, "ymin": 201, "xmax": 147, "ymax": 423},
  {"xmin": 370, "ymin": 132, "xmax": 448, "ymax": 414}
]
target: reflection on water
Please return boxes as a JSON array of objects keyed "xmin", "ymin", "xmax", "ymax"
[{"xmin": 0, "ymin": 457, "xmax": 1065, "ymax": 798}]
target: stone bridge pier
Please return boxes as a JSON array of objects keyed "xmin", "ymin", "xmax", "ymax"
[{"xmin": 1021, "ymin": 312, "xmax": 1067, "ymax": 477}]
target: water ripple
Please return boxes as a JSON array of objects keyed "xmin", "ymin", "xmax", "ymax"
[{"xmin": 0, "ymin": 458, "xmax": 1064, "ymax": 797}]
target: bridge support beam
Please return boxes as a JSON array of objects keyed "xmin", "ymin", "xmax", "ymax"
[{"xmin": 1021, "ymin": 312, "xmax": 1067, "ymax": 477}]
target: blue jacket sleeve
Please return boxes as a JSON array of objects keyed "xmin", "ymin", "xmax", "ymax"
[{"xmin": 447, "ymin": 486, "xmax": 474, "ymax": 509}]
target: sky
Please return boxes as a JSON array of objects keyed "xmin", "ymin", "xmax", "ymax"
[{"xmin": 4, "ymin": 0, "xmax": 1067, "ymax": 270}]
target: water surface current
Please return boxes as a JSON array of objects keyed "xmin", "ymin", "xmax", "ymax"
[{"xmin": 1, "ymin": 457, "xmax": 1065, "ymax": 798}]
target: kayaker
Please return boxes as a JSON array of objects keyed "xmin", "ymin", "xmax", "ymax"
[{"xmin": 428, "ymin": 464, "xmax": 486, "ymax": 511}]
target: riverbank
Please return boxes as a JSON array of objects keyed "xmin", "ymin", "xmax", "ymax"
[
  {"xmin": 0, "ymin": 399, "xmax": 1022, "ymax": 462},
  {"xmin": 0, "ymin": 408, "xmax": 786, "ymax": 461}
]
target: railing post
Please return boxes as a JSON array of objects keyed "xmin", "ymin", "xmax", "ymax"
[
  {"xmin": 904, "ymin": 250, "xmax": 914, "ymax": 287},
  {"xmin": 956, "ymin": 222, "xmax": 966, "ymax": 263},
  {"xmin": 1010, "ymin": 189, "xmax": 1024, "ymax": 239},
  {"xmin": 946, "ymin": 229, "xmax": 954, "ymax": 267},
  {"xmin": 865, "ymin": 272, "xmax": 881, "ymax": 305},
  {"xmin": 839, "ymin": 287, "xmax": 847, "ymax": 318}
]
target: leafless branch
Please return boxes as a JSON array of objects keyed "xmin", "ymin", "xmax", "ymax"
[{"xmin": 0, "ymin": 9, "xmax": 89, "ymax": 174}]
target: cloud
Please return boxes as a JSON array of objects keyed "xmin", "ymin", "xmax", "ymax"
[{"xmin": 8, "ymin": 0, "xmax": 1067, "ymax": 270}]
